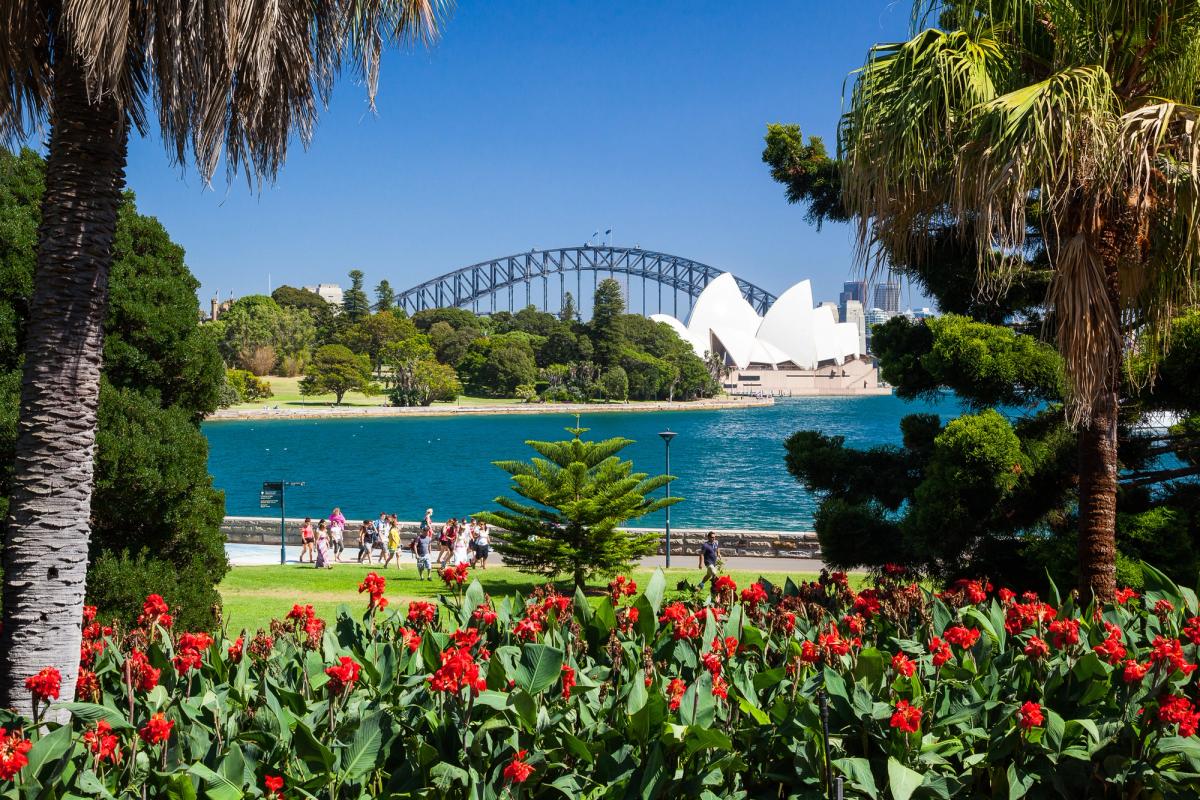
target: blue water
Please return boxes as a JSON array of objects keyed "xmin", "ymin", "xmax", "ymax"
[{"xmin": 202, "ymin": 395, "xmax": 968, "ymax": 532}]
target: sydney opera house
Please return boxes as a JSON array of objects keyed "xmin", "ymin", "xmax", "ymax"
[{"xmin": 652, "ymin": 274, "xmax": 883, "ymax": 395}]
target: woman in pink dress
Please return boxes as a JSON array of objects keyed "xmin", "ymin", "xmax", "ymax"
[{"xmin": 314, "ymin": 520, "xmax": 332, "ymax": 569}]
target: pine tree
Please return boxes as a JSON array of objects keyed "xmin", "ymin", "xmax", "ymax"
[
  {"xmin": 590, "ymin": 278, "xmax": 625, "ymax": 369},
  {"xmin": 374, "ymin": 279, "xmax": 396, "ymax": 312},
  {"xmin": 478, "ymin": 421, "xmax": 678, "ymax": 587},
  {"xmin": 559, "ymin": 291, "xmax": 577, "ymax": 323},
  {"xmin": 342, "ymin": 269, "xmax": 371, "ymax": 321}
]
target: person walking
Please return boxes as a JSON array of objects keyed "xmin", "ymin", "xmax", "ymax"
[
  {"xmin": 299, "ymin": 517, "xmax": 315, "ymax": 564},
  {"xmin": 314, "ymin": 520, "xmax": 333, "ymax": 569},
  {"xmin": 452, "ymin": 523, "xmax": 472, "ymax": 566},
  {"xmin": 329, "ymin": 507, "xmax": 346, "ymax": 563},
  {"xmin": 374, "ymin": 511, "xmax": 390, "ymax": 560},
  {"xmin": 412, "ymin": 525, "xmax": 433, "ymax": 580},
  {"xmin": 356, "ymin": 520, "xmax": 373, "ymax": 564},
  {"xmin": 384, "ymin": 516, "xmax": 402, "ymax": 569},
  {"xmin": 698, "ymin": 531, "xmax": 720, "ymax": 589},
  {"xmin": 437, "ymin": 516, "xmax": 454, "ymax": 566},
  {"xmin": 472, "ymin": 522, "xmax": 491, "ymax": 569}
]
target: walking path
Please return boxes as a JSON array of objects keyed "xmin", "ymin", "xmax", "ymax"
[{"xmin": 224, "ymin": 543, "xmax": 828, "ymax": 574}]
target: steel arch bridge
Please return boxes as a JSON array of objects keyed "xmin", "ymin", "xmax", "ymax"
[{"xmin": 395, "ymin": 246, "xmax": 777, "ymax": 318}]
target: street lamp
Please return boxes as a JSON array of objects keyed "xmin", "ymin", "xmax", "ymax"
[{"xmin": 658, "ymin": 429, "xmax": 677, "ymax": 568}]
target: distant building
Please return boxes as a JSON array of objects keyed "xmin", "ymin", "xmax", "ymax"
[
  {"xmin": 844, "ymin": 300, "xmax": 866, "ymax": 355},
  {"xmin": 864, "ymin": 307, "xmax": 895, "ymax": 352},
  {"xmin": 838, "ymin": 280, "xmax": 866, "ymax": 321},
  {"xmin": 906, "ymin": 307, "xmax": 937, "ymax": 320},
  {"xmin": 873, "ymin": 282, "xmax": 901, "ymax": 315},
  {"xmin": 302, "ymin": 284, "xmax": 345, "ymax": 307},
  {"xmin": 207, "ymin": 296, "xmax": 235, "ymax": 322}
]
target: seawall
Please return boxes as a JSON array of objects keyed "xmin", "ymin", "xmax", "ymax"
[{"xmin": 222, "ymin": 516, "xmax": 821, "ymax": 560}]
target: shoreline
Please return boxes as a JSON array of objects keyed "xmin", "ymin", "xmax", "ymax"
[{"xmin": 206, "ymin": 395, "xmax": 777, "ymax": 421}]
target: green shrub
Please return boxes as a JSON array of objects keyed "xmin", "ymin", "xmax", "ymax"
[{"xmin": 224, "ymin": 368, "xmax": 272, "ymax": 402}]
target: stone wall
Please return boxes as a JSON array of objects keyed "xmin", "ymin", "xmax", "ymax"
[{"xmin": 222, "ymin": 516, "xmax": 820, "ymax": 559}]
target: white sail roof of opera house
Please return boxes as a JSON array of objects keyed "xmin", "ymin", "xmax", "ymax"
[{"xmin": 650, "ymin": 273, "xmax": 862, "ymax": 370}]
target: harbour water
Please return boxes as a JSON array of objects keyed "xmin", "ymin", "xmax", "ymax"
[{"xmin": 203, "ymin": 394, "xmax": 968, "ymax": 532}]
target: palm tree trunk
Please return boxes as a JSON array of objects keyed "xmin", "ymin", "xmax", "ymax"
[
  {"xmin": 0, "ymin": 46, "xmax": 127, "ymax": 714},
  {"xmin": 1075, "ymin": 245, "xmax": 1123, "ymax": 605}
]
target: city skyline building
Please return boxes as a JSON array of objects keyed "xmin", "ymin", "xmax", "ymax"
[
  {"xmin": 873, "ymin": 282, "xmax": 901, "ymax": 315},
  {"xmin": 844, "ymin": 300, "xmax": 866, "ymax": 356}
]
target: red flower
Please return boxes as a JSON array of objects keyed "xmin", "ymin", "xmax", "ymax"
[
  {"xmin": 1149, "ymin": 636, "xmax": 1197, "ymax": 675},
  {"xmin": 998, "ymin": 587, "xmax": 1016, "ymax": 605},
  {"xmin": 264, "ymin": 775, "xmax": 285, "ymax": 797},
  {"xmin": 943, "ymin": 626, "xmax": 980, "ymax": 649},
  {"xmin": 441, "ymin": 563, "xmax": 470, "ymax": 586},
  {"xmin": 250, "ymin": 632, "xmax": 275, "ymax": 661},
  {"xmin": 928, "ymin": 636, "xmax": 952, "ymax": 668},
  {"xmin": 701, "ymin": 651, "xmax": 723, "ymax": 676},
  {"xmin": 1115, "ymin": 587, "xmax": 1139, "ymax": 605},
  {"xmin": 1154, "ymin": 599, "xmax": 1176, "ymax": 618},
  {"xmin": 324, "ymin": 656, "xmax": 361, "ymax": 694},
  {"xmin": 711, "ymin": 673, "xmax": 729, "ymax": 700},
  {"xmin": 173, "ymin": 632, "xmax": 213, "ymax": 674},
  {"xmin": 1047, "ymin": 618, "xmax": 1081, "ymax": 649},
  {"xmin": 1158, "ymin": 694, "xmax": 1200, "ymax": 737},
  {"xmin": 400, "ymin": 627, "xmax": 422, "ymax": 653},
  {"xmin": 1024, "ymin": 636, "xmax": 1050, "ymax": 660},
  {"xmin": 608, "ymin": 575, "xmax": 638, "ymax": 602},
  {"xmin": 407, "ymin": 601, "xmax": 437, "ymax": 625},
  {"xmin": 666, "ymin": 677, "xmax": 687, "ymax": 711},
  {"xmin": 891, "ymin": 652, "xmax": 916, "ymax": 678},
  {"xmin": 890, "ymin": 699, "xmax": 921, "ymax": 734},
  {"xmin": 139, "ymin": 712, "xmax": 173, "ymax": 746},
  {"xmin": 24, "ymin": 667, "xmax": 61, "ymax": 703},
  {"xmin": 1093, "ymin": 624, "xmax": 1127, "ymax": 665},
  {"xmin": 0, "ymin": 728, "xmax": 32, "ymax": 781},
  {"xmin": 83, "ymin": 721, "xmax": 121, "ymax": 764},
  {"xmin": 561, "ymin": 665, "xmax": 576, "ymax": 700},
  {"xmin": 228, "ymin": 636, "xmax": 244, "ymax": 663},
  {"xmin": 451, "ymin": 628, "xmax": 480, "ymax": 650},
  {"xmin": 138, "ymin": 594, "xmax": 172, "ymax": 629},
  {"xmin": 853, "ymin": 590, "xmax": 882, "ymax": 617},
  {"xmin": 842, "ymin": 614, "xmax": 866, "ymax": 635},
  {"xmin": 503, "ymin": 750, "xmax": 535, "ymax": 783},
  {"xmin": 471, "ymin": 603, "xmax": 498, "ymax": 626},
  {"xmin": 1016, "ymin": 701, "xmax": 1044, "ymax": 733},
  {"xmin": 618, "ymin": 606, "xmax": 640, "ymax": 633},
  {"xmin": 818, "ymin": 624, "xmax": 851, "ymax": 659},
  {"xmin": 513, "ymin": 617, "xmax": 543, "ymax": 641},
  {"xmin": 127, "ymin": 649, "xmax": 160, "ymax": 693},
  {"xmin": 1184, "ymin": 617, "xmax": 1200, "ymax": 646},
  {"xmin": 1004, "ymin": 602, "xmax": 1057, "ymax": 634},
  {"xmin": 75, "ymin": 668, "xmax": 101, "ymax": 702},
  {"xmin": 358, "ymin": 572, "xmax": 388, "ymax": 610},
  {"xmin": 1123, "ymin": 660, "xmax": 1151, "ymax": 683},
  {"xmin": 428, "ymin": 647, "xmax": 487, "ymax": 695},
  {"xmin": 800, "ymin": 640, "xmax": 820, "ymax": 663},
  {"xmin": 713, "ymin": 575, "xmax": 738, "ymax": 594},
  {"xmin": 741, "ymin": 583, "xmax": 768, "ymax": 607}
]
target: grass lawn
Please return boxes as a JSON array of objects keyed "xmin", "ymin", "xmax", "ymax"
[
  {"xmin": 231, "ymin": 375, "xmax": 523, "ymax": 410},
  {"xmin": 218, "ymin": 562, "xmax": 820, "ymax": 632}
]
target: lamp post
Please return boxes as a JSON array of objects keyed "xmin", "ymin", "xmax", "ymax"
[{"xmin": 658, "ymin": 429, "xmax": 677, "ymax": 568}]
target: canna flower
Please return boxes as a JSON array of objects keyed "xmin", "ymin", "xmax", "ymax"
[
  {"xmin": 666, "ymin": 678, "xmax": 687, "ymax": 711},
  {"xmin": 126, "ymin": 649, "xmax": 160, "ymax": 693},
  {"xmin": 608, "ymin": 576, "xmax": 638, "ymax": 602},
  {"xmin": 853, "ymin": 590, "xmax": 882, "ymax": 617},
  {"xmin": 891, "ymin": 652, "xmax": 916, "ymax": 678},
  {"xmin": 399, "ymin": 627, "xmax": 422, "ymax": 653},
  {"xmin": 1149, "ymin": 636, "xmax": 1198, "ymax": 675},
  {"xmin": 263, "ymin": 775, "xmax": 285, "ymax": 798},
  {"xmin": 928, "ymin": 636, "xmax": 952, "ymax": 668},
  {"xmin": 75, "ymin": 668, "xmax": 101, "ymax": 702},
  {"xmin": 1016, "ymin": 701, "xmax": 1044, "ymax": 733},
  {"xmin": 1123, "ymin": 660, "xmax": 1151, "ymax": 684},
  {"xmin": 1024, "ymin": 637, "xmax": 1050, "ymax": 660},
  {"xmin": 83, "ymin": 721, "xmax": 121, "ymax": 764},
  {"xmin": 711, "ymin": 673, "xmax": 729, "ymax": 700},
  {"xmin": 139, "ymin": 712, "xmax": 173, "ymax": 746},
  {"xmin": 407, "ymin": 601, "xmax": 437, "ymax": 625},
  {"xmin": 441, "ymin": 563, "xmax": 470, "ymax": 586},
  {"xmin": 943, "ymin": 626, "xmax": 980, "ymax": 649},
  {"xmin": 1093, "ymin": 624, "xmax": 1127, "ymax": 665},
  {"xmin": 713, "ymin": 575, "xmax": 738, "ymax": 594},
  {"xmin": 513, "ymin": 617, "xmax": 543, "ymax": 641},
  {"xmin": 324, "ymin": 656, "xmax": 362, "ymax": 694},
  {"xmin": 890, "ymin": 699, "xmax": 921, "ymax": 733},
  {"xmin": 503, "ymin": 750, "xmax": 534, "ymax": 783},
  {"xmin": 24, "ymin": 667, "xmax": 61, "ymax": 704},
  {"xmin": 358, "ymin": 572, "xmax": 388, "ymax": 610},
  {"xmin": 1183, "ymin": 617, "xmax": 1200, "ymax": 646},
  {"xmin": 450, "ymin": 628, "xmax": 480, "ymax": 650},
  {"xmin": 1047, "ymin": 618, "xmax": 1081, "ymax": 649},
  {"xmin": 741, "ymin": 583, "xmax": 768, "ymax": 608},
  {"xmin": 1115, "ymin": 587, "xmax": 1139, "ymax": 605},
  {"xmin": 1159, "ymin": 694, "xmax": 1200, "ymax": 737},
  {"xmin": 228, "ymin": 636, "xmax": 244, "ymax": 663},
  {"xmin": 471, "ymin": 603, "xmax": 498, "ymax": 626},
  {"xmin": 561, "ymin": 665, "xmax": 576, "ymax": 701},
  {"xmin": 0, "ymin": 728, "xmax": 33, "ymax": 781}
]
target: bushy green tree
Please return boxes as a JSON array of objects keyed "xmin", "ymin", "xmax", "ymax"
[
  {"xmin": 412, "ymin": 306, "xmax": 478, "ymax": 332},
  {"xmin": 589, "ymin": 279, "xmax": 626, "ymax": 369},
  {"xmin": 460, "ymin": 334, "xmax": 538, "ymax": 397},
  {"xmin": 373, "ymin": 279, "xmax": 395, "ymax": 313},
  {"xmin": 478, "ymin": 424, "xmax": 678, "ymax": 587},
  {"xmin": 224, "ymin": 370, "xmax": 273, "ymax": 403},
  {"xmin": 300, "ymin": 344, "xmax": 374, "ymax": 404},
  {"xmin": 598, "ymin": 366, "xmax": 629, "ymax": 402}
]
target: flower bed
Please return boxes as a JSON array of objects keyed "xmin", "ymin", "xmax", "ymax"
[{"xmin": 4, "ymin": 565, "xmax": 1200, "ymax": 798}]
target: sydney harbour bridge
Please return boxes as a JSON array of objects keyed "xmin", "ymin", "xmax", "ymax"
[{"xmin": 394, "ymin": 246, "xmax": 777, "ymax": 319}]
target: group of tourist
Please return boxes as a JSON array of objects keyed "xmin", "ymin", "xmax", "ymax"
[{"xmin": 297, "ymin": 507, "xmax": 493, "ymax": 578}]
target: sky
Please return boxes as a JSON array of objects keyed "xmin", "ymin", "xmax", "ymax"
[{"xmin": 119, "ymin": 0, "xmax": 923, "ymax": 315}]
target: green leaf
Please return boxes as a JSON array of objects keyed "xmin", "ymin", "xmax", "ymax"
[
  {"xmin": 684, "ymin": 726, "xmax": 731, "ymax": 755},
  {"xmin": 24, "ymin": 724, "xmax": 72, "ymax": 780},
  {"xmin": 50, "ymin": 702, "xmax": 134, "ymax": 730},
  {"xmin": 834, "ymin": 757, "xmax": 879, "ymax": 800},
  {"xmin": 1006, "ymin": 763, "xmax": 1035, "ymax": 799},
  {"xmin": 461, "ymin": 579, "xmax": 485, "ymax": 624},
  {"xmin": 342, "ymin": 712, "xmax": 382, "ymax": 779},
  {"xmin": 514, "ymin": 643, "xmax": 565, "ymax": 695},
  {"xmin": 643, "ymin": 569, "xmax": 666, "ymax": 614},
  {"xmin": 887, "ymin": 757, "xmax": 923, "ymax": 800},
  {"xmin": 166, "ymin": 772, "xmax": 199, "ymax": 800},
  {"xmin": 679, "ymin": 672, "xmax": 716, "ymax": 728},
  {"xmin": 292, "ymin": 721, "xmax": 335, "ymax": 772},
  {"xmin": 186, "ymin": 764, "xmax": 244, "ymax": 800},
  {"xmin": 429, "ymin": 762, "xmax": 469, "ymax": 790},
  {"xmin": 592, "ymin": 597, "xmax": 617, "ymax": 637},
  {"xmin": 574, "ymin": 586, "xmax": 593, "ymax": 624},
  {"xmin": 626, "ymin": 673, "xmax": 649, "ymax": 715}
]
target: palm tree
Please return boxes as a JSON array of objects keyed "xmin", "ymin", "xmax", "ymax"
[
  {"xmin": 839, "ymin": 1, "xmax": 1200, "ymax": 601},
  {"xmin": 0, "ymin": 0, "xmax": 445, "ymax": 713}
]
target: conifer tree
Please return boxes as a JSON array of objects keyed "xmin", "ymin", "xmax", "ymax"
[
  {"xmin": 342, "ymin": 269, "xmax": 371, "ymax": 321},
  {"xmin": 478, "ymin": 420, "xmax": 677, "ymax": 587}
]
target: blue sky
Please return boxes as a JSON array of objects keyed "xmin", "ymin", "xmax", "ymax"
[{"xmin": 123, "ymin": 0, "xmax": 922, "ymax": 314}]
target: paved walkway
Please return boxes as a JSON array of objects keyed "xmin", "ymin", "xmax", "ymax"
[{"xmin": 224, "ymin": 543, "xmax": 828, "ymax": 574}]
